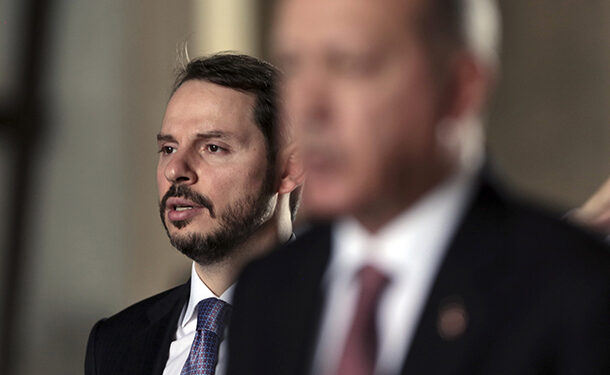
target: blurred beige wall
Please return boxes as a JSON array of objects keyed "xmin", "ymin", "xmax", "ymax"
[
  {"xmin": 0, "ymin": 1, "xmax": 608, "ymax": 374},
  {"xmin": 488, "ymin": 1, "xmax": 610, "ymax": 209}
]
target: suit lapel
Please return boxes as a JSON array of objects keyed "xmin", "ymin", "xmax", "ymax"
[
  {"xmin": 400, "ymin": 177, "xmax": 513, "ymax": 374},
  {"xmin": 136, "ymin": 282, "xmax": 190, "ymax": 375}
]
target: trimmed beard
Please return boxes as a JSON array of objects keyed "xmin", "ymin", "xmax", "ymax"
[{"xmin": 159, "ymin": 172, "xmax": 275, "ymax": 265}]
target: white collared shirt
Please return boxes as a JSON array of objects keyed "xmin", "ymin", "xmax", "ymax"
[
  {"xmin": 311, "ymin": 169, "xmax": 477, "ymax": 375},
  {"xmin": 163, "ymin": 262, "xmax": 235, "ymax": 375}
]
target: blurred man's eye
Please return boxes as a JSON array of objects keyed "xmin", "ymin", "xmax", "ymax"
[{"xmin": 275, "ymin": 52, "xmax": 300, "ymax": 76}]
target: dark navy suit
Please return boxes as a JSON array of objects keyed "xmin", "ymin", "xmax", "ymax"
[
  {"xmin": 85, "ymin": 282, "xmax": 189, "ymax": 375},
  {"xmin": 227, "ymin": 176, "xmax": 610, "ymax": 375}
]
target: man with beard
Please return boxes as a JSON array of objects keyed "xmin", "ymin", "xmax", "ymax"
[
  {"xmin": 85, "ymin": 53, "xmax": 303, "ymax": 375},
  {"xmin": 227, "ymin": 0, "xmax": 610, "ymax": 374}
]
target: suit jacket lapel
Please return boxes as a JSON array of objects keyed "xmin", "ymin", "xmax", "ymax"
[
  {"xmin": 400, "ymin": 176, "xmax": 513, "ymax": 374},
  {"xmin": 290, "ymin": 185, "xmax": 510, "ymax": 375},
  {"xmin": 139, "ymin": 282, "xmax": 190, "ymax": 375}
]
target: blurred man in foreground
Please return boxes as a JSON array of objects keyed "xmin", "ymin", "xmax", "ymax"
[
  {"xmin": 227, "ymin": 1, "xmax": 610, "ymax": 374},
  {"xmin": 85, "ymin": 54, "xmax": 303, "ymax": 375}
]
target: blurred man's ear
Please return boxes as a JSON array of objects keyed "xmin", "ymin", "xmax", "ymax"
[
  {"xmin": 277, "ymin": 142, "xmax": 305, "ymax": 195},
  {"xmin": 435, "ymin": 52, "xmax": 490, "ymax": 169},
  {"xmin": 445, "ymin": 52, "xmax": 495, "ymax": 120}
]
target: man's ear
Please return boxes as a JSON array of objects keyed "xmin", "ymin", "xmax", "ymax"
[
  {"xmin": 277, "ymin": 143, "xmax": 305, "ymax": 195},
  {"xmin": 445, "ymin": 52, "xmax": 495, "ymax": 120}
]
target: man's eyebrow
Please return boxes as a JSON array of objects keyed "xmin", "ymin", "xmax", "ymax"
[
  {"xmin": 156, "ymin": 133, "xmax": 176, "ymax": 143},
  {"xmin": 195, "ymin": 131, "xmax": 237, "ymax": 140},
  {"xmin": 156, "ymin": 131, "xmax": 239, "ymax": 143}
]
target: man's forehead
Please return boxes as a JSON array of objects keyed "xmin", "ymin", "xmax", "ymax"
[
  {"xmin": 273, "ymin": 0, "xmax": 421, "ymax": 25},
  {"xmin": 168, "ymin": 80, "xmax": 255, "ymax": 111},
  {"xmin": 168, "ymin": 81, "xmax": 258, "ymax": 125},
  {"xmin": 271, "ymin": 0, "xmax": 422, "ymax": 51},
  {"xmin": 274, "ymin": 0, "xmax": 418, "ymax": 12},
  {"xmin": 160, "ymin": 81, "xmax": 261, "ymax": 143}
]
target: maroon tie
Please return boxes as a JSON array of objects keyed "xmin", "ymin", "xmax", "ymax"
[{"xmin": 335, "ymin": 265, "xmax": 390, "ymax": 375}]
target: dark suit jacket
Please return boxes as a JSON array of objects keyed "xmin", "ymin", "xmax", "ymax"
[
  {"xmin": 227, "ymin": 177, "xmax": 610, "ymax": 375},
  {"xmin": 85, "ymin": 281, "xmax": 189, "ymax": 375}
]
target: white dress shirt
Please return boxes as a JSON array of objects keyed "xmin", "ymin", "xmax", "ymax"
[
  {"xmin": 310, "ymin": 169, "xmax": 477, "ymax": 375},
  {"xmin": 163, "ymin": 262, "xmax": 234, "ymax": 375}
]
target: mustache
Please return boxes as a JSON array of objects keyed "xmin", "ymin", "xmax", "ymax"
[{"xmin": 160, "ymin": 185, "xmax": 216, "ymax": 219}]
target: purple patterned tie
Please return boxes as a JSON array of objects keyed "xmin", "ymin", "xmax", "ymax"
[
  {"xmin": 180, "ymin": 298, "xmax": 232, "ymax": 375},
  {"xmin": 336, "ymin": 265, "xmax": 390, "ymax": 375}
]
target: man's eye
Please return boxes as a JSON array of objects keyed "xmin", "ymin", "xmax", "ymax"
[
  {"xmin": 158, "ymin": 146, "xmax": 175, "ymax": 155},
  {"xmin": 206, "ymin": 144, "xmax": 223, "ymax": 153}
]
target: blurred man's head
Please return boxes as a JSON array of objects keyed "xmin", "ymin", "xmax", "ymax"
[
  {"xmin": 272, "ymin": 0, "xmax": 499, "ymax": 231},
  {"xmin": 157, "ymin": 54, "xmax": 302, "ymax": 265}
]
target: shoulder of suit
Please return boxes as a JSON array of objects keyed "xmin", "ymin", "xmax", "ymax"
[
  {"xmin": 496, "ymin": 192, "xmax": 610, "ymax": 276},
  {"xmin": 94, "ymin": 282, "xmax": 189, "ymax": 333}
]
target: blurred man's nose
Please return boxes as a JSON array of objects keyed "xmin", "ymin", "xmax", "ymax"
[{"xmin": 285, "ymin": 63, "xmax": 333, "ymax": 133}]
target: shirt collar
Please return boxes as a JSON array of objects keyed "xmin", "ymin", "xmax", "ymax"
[
  {"xmin": 181, "ymin": 262, "xmax": 235, "ymax": 328},
  {"xmin": 330, "ymin": 166, "xmax": 478, "ymax": 283}
]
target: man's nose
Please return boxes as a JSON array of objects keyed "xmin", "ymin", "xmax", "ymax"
[{"xmin": 164, "ymin": 151, "xmax": 197, "ymax": 185}]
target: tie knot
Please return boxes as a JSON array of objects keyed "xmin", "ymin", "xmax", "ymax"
[
  {"xmin": 357, "ymin": 265, "xmax": 390, "ymax": 297},
  {"xmin": 196, "ymin": 298, "xmax": 232, "ymax": 336}
]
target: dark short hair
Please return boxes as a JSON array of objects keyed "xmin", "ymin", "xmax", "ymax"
[{"xmin": 172, "ymin": 53, "xmax": 300, "ymax": 221}]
